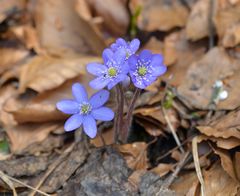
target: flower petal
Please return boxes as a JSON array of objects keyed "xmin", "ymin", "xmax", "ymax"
[
  {"xmin": 139, "ymin": 50, "xmax": 152, "ymax": 63},
  {"xmin": 89, "ymin": 76, "xmax": 110, "ymax": 90},
  {"xmin": 114, "ymin": 48, "xmax": 126, "ymax": 64},
  {"xmin": 103, "ymin": 48, "xmax": 114, "ymax": 64},
  {"xmin": 129, "ymin": 73, "xmax": 146, "ymax": 89},
  {"xmin": 150, "ymin": 54, "xmax": 164, "ymax": 67},
  {"xmin": 143, "ymin": 74, "xmax": 157, "ymax": 86},
  {"xmin": 72, "ymin": 83, "xmax": 88, "ymax": 103},
  {"xmin": 121, "ymin": 61, "xmax": 129, "ymax": 74},
  {"xmin": 107, "ymin": 74, "xmax": 127, "ymax": 90},
  {"xmin": 129, "ymin": 38, "xmax": 140, "ymax": 54},
  {"xmin": 56, "ymin": 100, "xmax": 79, "ymax": 114},
  {"xmin": 128, "ymin": 55, "xmax": 138, "ymax": 70},
  {"xmin": 83, "ymin": 115, "xmax": 97, "ymax": 138},
  {"xmin": 116, "ymin": 38, "xmax": 127, "ymax": 47},
  {"xmin": 89, "ymin": 90, "xmax": 110, "ymax": 109},
  {"xmin": 121, "ymin": 76, "xmax": 130, "ymax": 87},
  {"xmin": 87, "ymin": 63, "xmax": 107, "ymax": 76},
  {"xmin": 91, "ymin": 107, "xmax": 114, "ymax": 121},
  {"xmin": 151, "ymin": 65, "xmax": 167, "ymax": 77},
  {"xmin": 64, "ymin": 114, "xmax": 83, "ymax": 132}
]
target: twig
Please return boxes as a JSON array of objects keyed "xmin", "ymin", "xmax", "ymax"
[
  {"xmin": 192, "ymin": 136, "xmax": 206, "ymax": 196},
  {"xmin": 29, "ymin": 143, "xmax": 75, "ymax": 196},
  {"xmin": 0, "ymin": 170, "xmax": 17, "ymax": 196},
  {"xmin": 163, "ymin": 151, "xmax": 191, "ymax": 188},
  {"xmin": 0, "ymin": 170, "xmax": 50, "ymax": 196},
  {"xmin": 161, "ymin": 102, "xmax": 185, "ymax": 154}
]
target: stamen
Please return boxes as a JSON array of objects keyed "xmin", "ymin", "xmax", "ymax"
[
  {"xmin": 79, "ymin": 103, "xmax": 92, "ymax": 115},
  {"xmin": 108, "ymin": 67, "xmax": 117, "ymax": 77},
  {"xmin": 138, "ymin": 66, "xmax": 147, "ymax": 76}
]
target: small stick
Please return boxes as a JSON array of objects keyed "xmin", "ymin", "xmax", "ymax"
[
  {"xmin": 0, "ymin": 170, "xmax": 50, "ymax": 196},
  {"xmin": 0, "ymin": 170, "xmax": 17, "ymax": 196}
]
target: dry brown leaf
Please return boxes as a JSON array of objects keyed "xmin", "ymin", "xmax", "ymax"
[
  {"xmin": 134, "ymin": 0, "xmax": 189, "ymax": 32},
  {"xmin": 212, "ymin": 146, "xmax": 239, "ymax": 181},
  {"xmin": 34, "ymin": 0, "xmax": 106, "ymax": 55},
  {"xmin": 223, "ymin": 23, "xmax": 240, "ymax": 47},
  {"xmin": 6, "ymin": 122, "xmax": 60, "ymax": 153},
  {"xmin": 4, "ymin": 76, "xmax": 95, "ymax": 124},
  {"xmin": 151, "ymin": 163, "xmax": 173, "ymax": 177},
  {"xmin": 203, "ymin": 163, "xmax": 240, "ymax": 196},
  {"xmin": 161, "ymin": 30, "xmax": 206, "ymax": 87},
  {"xmin": 186, "ymin": 0, "xmax": 213, "ymax": 41},
  {"xmin": 128, "ymin": 170, "xmax": 147, "ymax": 192},
  {"xmin": 115, "ymin": 142, "xmax": 149, "ymax": 170},
  {"xmin": 0, "ymin": 48, "xmax": 29, "ymax": 75},
  {"xmin": 87, "ymin": 0, "xmax": 129, "ymax": 35},
  {"xmin": 234, "ymin": 152, "xmax": 240, "ymax": 181},
  {"xmin": 178, "ymin": 47, "xmax": 240, "ymax": 110},
  {"xmin": 136, "ymin": 118, "xmax": 163, "ymax": 137},
  {"xmin": 18, "ymin": 55, "xmax": 100, "ymax": 93},
  {"xmin": 90, "ymin": 128, "xmax": 114, "ymax": 147},
  {"xmin": 142, "ymin": 37, "xmax": 163, "ymax": 55},
  {"xmin": 214, "ymin": 1, "xmax": 240, "ymax": 41},
  {"xmin": 0, "ymin": 0, "xmax": 26, "ymax": 23},
  {"xmin": 197, "ymin": 108, "xmax": 240, "ymax": 139},
  {"xmin": 170, "ymin": 171, "xmax": 199, "ymax": 196}
]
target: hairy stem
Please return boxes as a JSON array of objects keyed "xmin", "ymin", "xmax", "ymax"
[
  {"xmin": 114, "ymin": 86, "xmax": 120, "ymax": 143},
  {"xmin": 117, "ymin": 85, "xmax": 125, "ymax": 142},
  {"xmin": 123, "ymin": 88, "xmax": 141, "ymax": 142}
]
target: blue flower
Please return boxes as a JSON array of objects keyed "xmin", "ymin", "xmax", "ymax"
[
  {"xmin": 87, "ymin": 48, "xmax": 129, "ymax": 90},
  {"xmin": 56, "ymin": 83, "xmax": 114, "ymax": 138},
  {"xmin": 111, "ymin": 38, "xmax": 140, "ymax": 59},
  {"xmin": 128, "ymin": 50, "xmax": 167, "ymax": 89}
]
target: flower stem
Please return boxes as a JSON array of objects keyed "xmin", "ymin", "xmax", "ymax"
[
  {"xmin": 114, "ymin": 86, "xmax": 120, "ymax": 143},
  {"xmin": 122, "ymin": 88, "xmax": 141, "ymax": 142},
  {"xmin": 114, "ymin": 85, "xmax": 125, "ymax": 143}
]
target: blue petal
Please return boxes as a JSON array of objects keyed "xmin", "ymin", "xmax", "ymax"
[
  {"xmin": 89, "ymin": 90, "xmax": 110, "ymax": 109},
  {"xmin": 56, "ymin": 100, "xmax": 79, "ymax": 114},
  {"xmin": 128, "ymin": 55, "xmax": 138, "ymax": 70},
  {"xmin": 87, "ymin": 63, "xmax": 107, "ymax": 76},
  {"xmin": 116, "ymin": 38, "xmax": 127, "ymax": 47},
  {"xmin": 129, "ymin": 72, "xmax": 146, "ymax": 89},
  {"xmin": 139, "ymin": 50, "xmax": 152, "ymax": 63},
  {"xmin": 143, "ymin": 74, "xmax": 157, "ymax": 86},
  {"xmin": 121, "ymin": 61, "xmax": 129, "ymax": 74},
  {"xmin": 129, "ymin": 38, "xmax": 140, "ymax": 54},
  {"xmin": 72, "ymin": 83, "xmax": 88, "ymax": 103},
  {"xmin": 64, "ymin": 114, "xmax": 83, "ymax": 132},
  {"xmin": 151, "ymin": 65, "xmax": 167, "ymax": 77},
  {"xmin": 110, "ymin": 43, "xmax": 118, "ymax": 51},
  {"xmin": 103, "ymin": 49, "xmax": 114, "ymax": 64},
  {"xmin": 114, "ymin": 48, "xmax": 126, "ymax": 64},
  {"xmin": 121, "ymin": 76, "xmax": 130, "ymax": 87},
  {"xmin": 150, "ymin": 54, "xmax": 164, "ymax": 67},
  {"xmin": 89, "ymin": 76, "xmax": 110, "ymax": 90},
  {"xmin": 83, "ymin": 115, "xmax": 97, "ymax": 138},
  {"xmin": 107, "ymin": 74, "xmax": 127, "ymax": 90},
  {"xmin": 91, "ymin": 107, "xmax": 114, "ymax": 121}
]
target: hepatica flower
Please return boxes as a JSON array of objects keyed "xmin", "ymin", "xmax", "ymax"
[
  {"xmin": 111, "ymin": 38, "xmax": 140, "ymax": 59},
  {"xmin": 128, "ymin": 50, "xmax": 167, "ymax": 89},
  {"xmin": 56, "ymin": 83, "xmax": 114, "ymax": 138},
  {"xmin": 87, "ymin": 48, "xmax": 129, "ymax": 90}
]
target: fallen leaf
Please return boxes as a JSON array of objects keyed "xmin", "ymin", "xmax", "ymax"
[
  {"xmin": 136, "ymin": 118, "xmax": 163, "ymax": 137},
  {"xmin": 186, "ymin": 0, "xmax": 213, "ymax": 41},
  {"xmin": 6, "ymin": 122, "xmax": 60, "ymax": 153},
  {"xmin": 115, "ymin": 142, "xmax": 149, "ymax": 170},
  {"xmin": 197, "ymin": 108, "xmax": 240, "ymax": 139},
  {"xmin": 128, "ymin": 170, "xmax": 147, "ymax": 192},
  {"xmin": 212, "ymin": 146, "xmax": 239, "ymax": 181},
  {"xmin": 90, "ymin": 128, "xmax": 114, "ymax": 147},
  {"xmin": 4, "ymin": 76, "xmax": 95, "ymax": 124},
  {"xmin": 234, "ymin": 152, "xmax": 240, "ymax": 181},
  {"xmin": 18, "ymin": 55, "xmax": 100, "ymax": 93},
  {"xmin": 34, "ymin": 0, "xmax": 106, "ymax": 55},
  {"xmin": 223, "ymin": 23, "xmax": 240, "ymax": 47},
  {"xmin": 178, "ymin": 47, "xmax": 240, "ymax": 110},
  {"xmin": 0, "ymin": 48, "xmax": 29, "ymax": 75},
  {"xmin": 151, "ymin": 163, "xmax": 173, "ymax": 177},
  {"xmin": 87, "ymin": 0, "xmax": 129, "ymax": 35},
  {"xmin": 134, "ymin": 0, "xmax": 189, "ymax": 31},
  {"xmin": 203, "ymin": 163, "xmax": 240, "ymax": 196}
]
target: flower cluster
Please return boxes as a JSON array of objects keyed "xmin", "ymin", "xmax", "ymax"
[
  {"xmin": 87, "ymin": 38, "xmax": 166, "ymax": 90},
  {"xmin": 56, "ymin": 38, "xmax": 167, "ymax": 139}
]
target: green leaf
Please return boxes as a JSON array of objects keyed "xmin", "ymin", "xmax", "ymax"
[{"xmin": 0, "ymin": 139, "xmax": 10, "ymax": 154}]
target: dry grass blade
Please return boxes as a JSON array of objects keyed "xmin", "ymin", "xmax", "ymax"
[
  {"xmin": 0, "ymin": 170, "xmax": 17, "ymax": 196},
  {"xmin": 0, "ymin": 170, "xmax": 50, "ymax": 196},
  {"xmin": 192, "ymin": 136, "xmax": 206, "ymax": 196}
]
